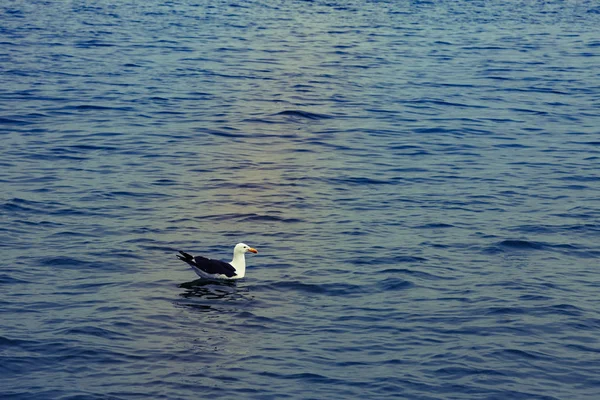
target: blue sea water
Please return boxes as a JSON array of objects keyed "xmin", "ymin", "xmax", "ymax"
[{"xmin": 2, "ymin": 0, "xmax": 600, "ymax": 398}]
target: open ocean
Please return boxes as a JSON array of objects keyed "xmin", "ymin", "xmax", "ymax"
[{"xmin": 2, "ymin": 1, "xmax": 600, "ymax": 399}]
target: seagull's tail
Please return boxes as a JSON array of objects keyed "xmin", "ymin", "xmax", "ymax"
[{"xmin": 177, "ymin": 250, "xmax": 194, "ymax": 262}]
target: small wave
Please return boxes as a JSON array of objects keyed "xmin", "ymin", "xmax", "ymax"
[
  {"xmin": 377, "ymin": 277, "xmax": 414, "ymax": 291},
  {"xmin": 434, "ymin": 366, "xmax": 505, "ymax": 377},
  {"xmin": 0, "ymin": 274, "xmax": 31, "ymax": 285},
  {"xmin": 64, "ymin": 104, "xmax": 134, "ymax": 112},
  {"xmin": 329, "ymin": 176, "xmax": 395, "ymax": 186},
  {"xmin": 40, "ymin": 256, "xmax": 85, "ymax": 267},
  {"xmin": 274, "ymin": 110, "xmax": 333, "ymax": 120},
  {"xmin": 264, "ymin": 280, "xmax": 366, "ymax": 297},
  {"xmin": 497, "ymin": 239, "xmax": 545, "ymax": 250},
  {"xmin": 519, "ymin": 294, "xmax": 551, "ymax": 301},
  {"xmin": 2, "ymin": 198, "xmax": 63, "ymax": 214},
  {"xmin": 565, "ymin": 343, "xmax": 600, "ymax": 353},
  {"xmin": 65, "ymin": 144, "xmax": 119, "ymax": 152},
  {"xmin": 50, "ymin": 230, "xmax": 96, "ymax": 238},
  {"xmin": 407, "ymin": 98, "xmax": 488, "ymax": 109},
  {"xmin": 75, "ymin": 40, "xmax": 116, "ymax": 48},
  {"xmin": 379, "ymin": 268, "xmax": 445, "ymax": 281},
  {"xmin": 0, "ymin": 336, "xmax": 33, "ymax": 348},
  {"xmin": 491, "ymin": 239, "xmax": 587, "ymax": 257},
  {"xmin": 413, "ymin": 127, "xmax": 461, "ymax": 135},
  {"xmin": 60, "ymin": 326, "xmax": 129, "ymax": 340},
  {"xmin": 195, "ymin": 213, "xmax": 302, "ymax": 224},
  {"xmin": 257, "ymin": 371, "xmax": 333, "ymax": 384},
  {"xmin": 0, "ymin": 117, "xmax": 33, "ymax": 125},
  {"xmin": 493, "ymin": 348, "xmax": 553, "ymax": 361},
  {"xmin": 417, "ymin": 223, "xmax": 455, "ymax": 229},
  {"xmin": 241, "ymin": 117, "xmax": 279, "ymax": 124},
  {"xmin": 486, "ymin": 306, "xmax": 526, "ymax": 315},
  {"xmin": 545, "ymin": 303, "xmax": 584, "ymax": 316},
  {"xmin": 39, "ymin": 256, "xmax": 112, "ymax": 270},
  {"xmin": 204, "ymin": 129, "xmax": 246, "ymax": 138},
  {"xmin": 240, "ymin": 214, "xmax": 303, "ymax": 223}
]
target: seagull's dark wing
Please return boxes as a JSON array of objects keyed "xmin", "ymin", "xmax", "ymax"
[
  {"xmin": 177, "ymin": 251, "xmax": 237, "ymax": 277},
  {"xmin": 192, "ymin": 256, "xmax": 237, "ymax": 277}
]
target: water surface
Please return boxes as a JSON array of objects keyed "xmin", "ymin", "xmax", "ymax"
[{"xmin": 2, "ymin": 1, "xmax": 600, "ymax": 399}]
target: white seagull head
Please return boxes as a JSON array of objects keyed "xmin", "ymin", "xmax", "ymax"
[{"xmin": 234, "ymin": 243, "xmax": 258, "ymax": 254}]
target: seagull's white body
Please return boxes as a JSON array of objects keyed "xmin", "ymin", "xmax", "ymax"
[{"xmin": 177, "ymin": 243, "xmax": 258, "ymax": 280}]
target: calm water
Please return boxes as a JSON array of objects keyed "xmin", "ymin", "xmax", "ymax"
[{"xmin": 2, "ymin": 1, "xmax": 600, "ymax": 399}]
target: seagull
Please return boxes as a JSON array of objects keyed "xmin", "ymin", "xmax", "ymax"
[{"xmin": 176, "ymin": 243, "xmax": 258, "ymax": 280}]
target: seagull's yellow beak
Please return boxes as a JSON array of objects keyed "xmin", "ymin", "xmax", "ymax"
[{"xmin": 248, "ymin": 247, "xmax": 258, "ymax": 254}]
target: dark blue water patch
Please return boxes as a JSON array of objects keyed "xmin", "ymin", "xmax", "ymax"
[
  {"xmin": 273, "ymin": 110, "xmax": 333, "ymax": 120},
  {"xmin": 50, "ymin": 230, "xmax": 97, "ymax": 239},
  {"xmin": 494, "ymin": 143, "xmax": 534, "ymax": 149},
  {"xmin": 386, "ymin": 144, "xmax": 426, "ymax": 152},
  {"xmin": 203, "ymin": 128, "xmax": 247, "ymax": 138},
  {"xmin": 26, "ymin": 151, "xmax": 88, "ymax": 162},
  {"xmin": 74, "ymin": 39, "xmax": 117, "ymax": 48},
  {"xmin": 508, "ymin": 107, "xmax": 549, "ymax": 116},
  {"xmin": 387, "ymin": 146, "xmax": 431, "ymax": 156},
  {"xmin": 38, "ymin": 256, "xmax": 86, "ymax": 267},
  {"xmin": 351, "ymin": 255, "xmax": 427, "ymax": 267},
  {"xmin": 0, "ymin": 117, "xmax": 34, "ymax": 125},
  {"xmin": 376, "ymin": 277, "xmax": 414, "ymax": 291},
  {"xmin": 299, "ymin": 139, "xmax": 355, "ymax": 152},
  {"xmin": 241, "ymin": 116, "xmax": 282, "ymax": 124},
  {"xmin": 416, "ymin": 223, "xmax": 455, "ymax": 229},
  {"xmin": 487, "ymin": 303, "xmax": 584, "ymax": 318},
  {"xmin": 558, "ymin": 175, "xmax": 600, "ymax": 183},
  {"xmin": 486, "ymin": 239, "xmax": 594, "ymax": 258},
  {"xmin": 216, "ymin": 182, "xmax": 268, "ymax": 190},
  {"xmin": 550, "ymin": 302, "xmax": 587, "ymax": 316},
  {"xmin": 2, "ymin": 198, "xmax": 61, "ymax": 214},
  {"xmin": 339, "ymin": 228, "xmax": 369, "ymax": 236},
  {"xmin": 379, "ymin": 268, "xmax": 448, "ymax": 281},
  {"xmin": 12, "ymin": 219, "xmax": 64, "ymax": 229},
  {"xmin": 486, "ymin": 306, "xmax": 527, "ymax": 316},
  {"xmin": 433, "ymin": 365, "xmax": 507, "ymax": 378},
  {"xmin": 0, "ymin": 274, "xmax": 30, "ymax": 285},
  {"xmin": 0, "ymin": 336, "xmax": 36, "ymax": 350},
  {"xmin": 262, "ymin": 280, "xmax": 367, "ymax": 297},
  {"xmin": 192, "ymin": 212, "xmax": 303, "ymax": 224},
  {"xmin": 2, "ymin": 391, "xmax": 132, "ymax": 400},
  {"xmin": 61, "ymin": 144, "xmax": 120, "ymax": 152},
  {"xmin": 327, "ymin": 176, "xmax": 397, "ymax": 186},
  {"xmin": 563, "ymin": 223, "xmax": 600, "ymax": 233},
  {"xmin": 492, "ymin": 348, "xmax": 555, "ymax": 362},
  {"xmin": 291, "ymin": 83, "xmax": 315, "ymax": 92},
  {"xmin": 565, "ymin": 343, "xmax": 600, "ymax": 354},
  {"xmin": 61, "ymin": 104, "xmax": 135, "ymax": 112},
  {"xmin": 151, "ymin": 178, "xmax": 178, "ymax": 186},
  {"xmin": 412, "ymin": 127, "xmax": 463, "ymax": 135},
  {"xmin": 241, "ymin": 214, "xmax": 304, "ymax": 223},
  {"xmin": 38, "ymin": 256, "xmax": 118, "ymax": 271},
  {"xmin": 496, "ymin": 239, "xmax": 546, "ymax": 250},
  {"xmin": 58, "ymin": 326, "xmax": 131, "ymax": 340},
  {"xmin": 407, "ymin": 98, "xmax": 489, "ymax": 109},
  {"xmin": 257, "ymin": 370, "xmax": 339, "ymax": 386},
  {"xmin": 519, "ymin": 294, "xmax": 552, "ymax": 302}
]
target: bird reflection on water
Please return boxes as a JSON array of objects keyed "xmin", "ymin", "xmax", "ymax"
[{"xmin": 177, "ymin": 279, "xmax": 250, "ymax": 311}]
